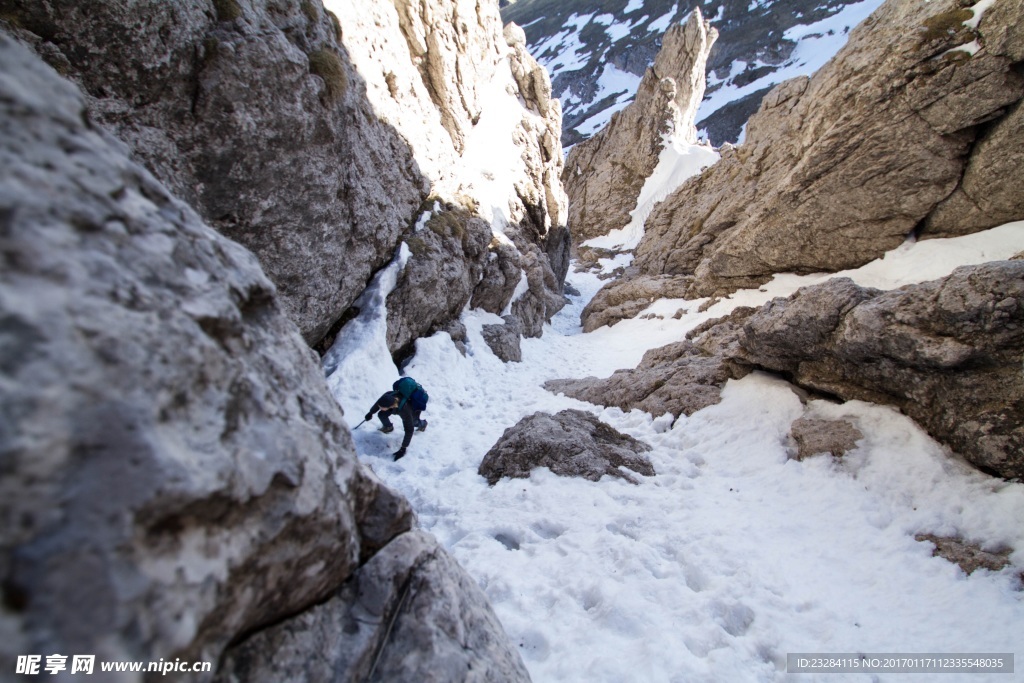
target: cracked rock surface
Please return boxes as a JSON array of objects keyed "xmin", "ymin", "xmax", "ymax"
[{"xmin": 632, "ymin": 0, "xmax": 1024, "ymax": 298}]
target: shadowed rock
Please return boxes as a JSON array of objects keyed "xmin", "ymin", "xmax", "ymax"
[
  {"xmin": 0, "ymin": 35, "xmax": 528, "ymax": 680},
  {"xmin": 482, "ymin": 315, "xmax": 524, "ymax": 363},
  {"xmin": 215, "ymin": 531, "xmax": 531, "ymax": 683},
  {"xmin": 479, "ymin": 410, "xmax": 654, "ymax": 485}
]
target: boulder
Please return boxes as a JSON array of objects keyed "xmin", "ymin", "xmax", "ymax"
[
  {"xmin": 580, "ymin": 274, "xmax": 695, "ymax": 332},
  {"xmin": 563, "ymin": 9, "xmax": 717, "ymax": 245},
  {"xmin": 386, "ymin": 204, "xmax": 492, "ymax": 363},
  {"xmin": 735, "ymin": 265, "xmax": 1024, "ymax": 479},
  {"xmin": 789, "ymin": 418, "xmax": 864, "ymax": 460},
  {"xmin": 482, "ymin": 316, "xmax": 524, "ymax": 363},
  {"xmin": 215, "ymin": 531, "xmax": 531, "ymax": 683},
  {"xmin": 0, "ymin": 36, "xmax": 524, "ymax": 679},
  {"xmin": 479, "ymin": 410, "xmax": 654, "ymax": 485},
  {"xmin": 547, "ymin": 307, "xmax": 755, "ymax": 418},
  {"xmin": 633, "ymin": 0, "xmax": 1024, "ymax": 298},
  {"xmin": 915, "ymin": 534, "xmax": 1012, "ymax": 575}
]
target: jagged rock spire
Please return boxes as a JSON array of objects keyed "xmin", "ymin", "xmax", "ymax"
[{"xmin": 562, "ymin": 8, "xmax": 717, "ymax": 245}]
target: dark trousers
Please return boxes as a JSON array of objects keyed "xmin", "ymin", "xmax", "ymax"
[{"xmin": 377, "ymin": 408, "xmax": 422, "ymax": 430}]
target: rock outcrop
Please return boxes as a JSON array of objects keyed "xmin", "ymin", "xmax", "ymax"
[
  {"xmin": 562, "ymin": 9, "xmax": 716, "ymax": 244},
  {"xmin": 632, "ymin": 0, "xmax": 1024, "ymax": 298},
  {"xmin": 789, "ymin": 418, "xmax": 864, "ymax": 461},
  {"xmin": 547, "ymin": 306, "xmax": 754, "ymax": 418},
  {"xmin": 385, "ymin": 203, "xmax": 493, "ymax": 363},
  {"xmin": 0, "ymin": 34, "xmax": 527, "ymax": 679},
  {"xmin": 558, "ymin": 262, "xmax": 1024, "ymax": 480},
  {"xmin": 546, "ymin": 342, "xmax": 732, "ymax": 419},
  {"xmin": 736, "ymin": 265, "xmax": 1024, "ymax": 479},
  {"xmin": 479, "ymin": 410, "xmax": 654, "ymax": 485},
  {"xmin": 1, "ymin": 0, "xmax": 426, "ymax": 346},
  {"xmin": 215, "ymin": 531, "xmax": 531, "ymax": 683},
  {"xmin": 580, "ymin": 274, "xmax": 695, "ymax": 332},
  {"xmin": 4, "ymin": 0, "xmax": 569, "ymax": 359}
]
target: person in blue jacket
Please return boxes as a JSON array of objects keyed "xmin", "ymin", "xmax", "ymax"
[{"xmin": 365, "ymin": 391, "xmax": 427, "ymax": 460}]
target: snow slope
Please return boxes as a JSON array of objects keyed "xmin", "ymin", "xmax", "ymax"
[{"xmin": 324, "ymin": 221, "xmax": 1024, "ymax": 682}]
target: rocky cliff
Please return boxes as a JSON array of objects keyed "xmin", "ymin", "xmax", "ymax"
[
  {"xmin": 563, "ymin": 9, "xmax": 716, "ymax": 245},
  {"xmin": 566, "ymin": 0, "xmax": 1024, "ymax": 481},
  {"xmin": 2, "ymin": 0, "xmax": 568, "ymax": 362},
  {"xmin": 554, "ymin": 262, "xmax": 1024, "ymax": 479},
  {"xmin": 0, "ymin": 4, "xmax": 538, "ymax": 681},
  {"xmin": 503, "ymin": 0, "xmax": 886, "ymax": 147},
  {"xmin": 634, "ymin": 0, "xmax": 1024, "ymax": 298}
]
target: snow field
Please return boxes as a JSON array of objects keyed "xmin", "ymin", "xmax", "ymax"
[{"xmin": 325, "ymin": 223, "xmax": 1024, "ymax": 682}]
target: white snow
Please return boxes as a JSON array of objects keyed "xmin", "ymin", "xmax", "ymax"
[
  {"xmin": 944, "ymin": 0, "xmax": 995, "ymax": 59},
  {"xmin": 325, "ymin": 220, "xmax": 1024, "ymax": 683},
  {"xmin": 584, "ymin": 137, "xmax": 719, "ymax": 251},
  {"xmin": 624, "ymin": 0, "xmax": 645, "ymax": 13},
  {"xmin": 649, "ymin": 5, "xmax": 680, "ymax": 33},
  {"xmin": 533, "ymin": 15, "xmax": 594, "ymax": 73},
  {"xmin": 964, "ymin": 0, "xmax": 997, "ymax": 29},
  {"xmin": 604, "ymin": 19, "xmax": 633, "ymax": 42}
]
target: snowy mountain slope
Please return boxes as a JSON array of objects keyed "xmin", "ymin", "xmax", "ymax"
[
  {"xmin": 501, "ymin": 0, "xmax": 885, "ymax": 146},
  {"xmin": 326, "ymin": 223, "xmax": 1024, "ymax": 683}
]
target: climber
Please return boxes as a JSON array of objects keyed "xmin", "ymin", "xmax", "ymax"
[{"xmin": 364, "ymin": 378, "xmax": 428, "ymax": 461}]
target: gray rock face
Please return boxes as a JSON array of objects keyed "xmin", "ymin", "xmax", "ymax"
[
  {"xmin": 789, "ymin": 418, "xmax": 864, "ymax": 460},
  {"xmin": 736, "ymin": 266, "xmax": 1024, "ymax": 479},
  {"xmin": 479, "ymin": 410, "xmax": 654, "ymax": 485},
  {"xmin": 3, "ymin": 0, "xmax": 428, "ymax": 346},
  {"xmin": 6, "ymin": 0, "xmax": 570, "ymax": 358},
  {"xmin": 634, "ymin": 0, "xmax": 1024, "ymax": 298},
  {"xmin": 482, "ymin": 316, "xmax": 524, "ymax": 363},
  {"xmin": 327, "ymin": 0, "xmax": 570, "ymax": 353},
  {"xmin": 548, "ymin": 307, "xmax": 755, "ymax": 419},
  {"xmin": 0, "ymin": 36, "xmax": 524, "ymax": 679},
  {"xmin": 563, "ymin": 9, "xmax": 716, "ymax": 245},
  {"xmin": 580, "ymin": 274, "xmax": 694, "ymax": 332},
  {"xmin": 215, "ymin": 531, "xmax": 531, "ymax": 683},
  {"xmin": 386, "ymin": 205, "xmax": 492, "ymax": 363}
]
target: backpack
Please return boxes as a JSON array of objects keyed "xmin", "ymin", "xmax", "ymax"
[{"xmin": 393, "ymin": 377, "xmax": 429, "ymax": 411}]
